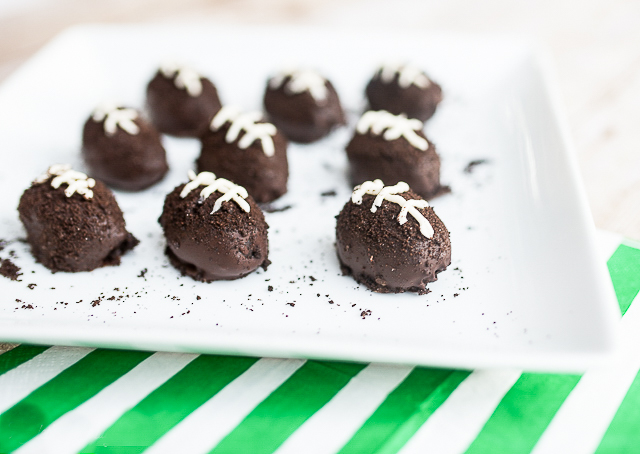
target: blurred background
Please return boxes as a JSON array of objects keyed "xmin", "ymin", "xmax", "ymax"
[{"xmin": 1, "ymin": 0, "xmax": 638, "ymax": 239}]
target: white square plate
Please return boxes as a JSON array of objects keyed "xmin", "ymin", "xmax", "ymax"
[{"xmin": 0, "ymin": 24, "xmax": 619, "ymax": 371}]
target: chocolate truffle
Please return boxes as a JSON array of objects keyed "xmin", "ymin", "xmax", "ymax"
[
  {"xmin": 264, "ymin": 68, "xmax": 345, "ymax": 143},
  {"xmin": 365, "ymin": 63, "xmax": 442, "ymax": 122},
  {"xmin": 82, "ymin": 103, "xmax": 169, "ymax": 191},
  {"xmin": 346, "ymin": 110, "xmax": 444, "ymax": 200},
  {"xmin": 336, "ymin": 179, "xmax": 450, "ymax": 294},
  {"xmin": 146, "ymin": 63, "xmax": 222, "ymax": 137},
  {"xmin": 159, "ymin": 171, "xmax": 269, "ymax": 282},
  {"xmin": 197, "ymin": 106, "xmax": 288, "ymax": 203},
  {"xmin": 18, "ymin": 165, "xmax": 139, "ymax": 272}
]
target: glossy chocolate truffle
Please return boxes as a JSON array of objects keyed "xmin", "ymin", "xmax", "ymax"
[
  {"xmin": 336, "ymin": 180, "xmax": 450, "ymax": 294},
  {"xmin": 18, "ymin": 165, "xmax": 139, "ymax": 272},
  {"xmin": 197, "ymin": 106, "xmax": 288, "ymax": 203},
  {"xmin": 346, "ymin": 110, "xmax": 444, "ymax": 200},
  {"xmin": 146, "ymin": 64, "xmax": 222, "ymax": 137},
  {"xmin": 366, "ymin": 63, "xmax": 442, "ymax": 122},
  {"xmin": 159, "ymin": 171, "xmax": 269, "ymax": 282},
  {"xmin": 264, "ymin": 69, "xmax": 345, "ymax": 143},
  {"xmin": 82, "ymin": 104, "xmax": 168, "ymax": 191}
]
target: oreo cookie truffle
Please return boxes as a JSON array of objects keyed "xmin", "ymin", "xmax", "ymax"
[
  {"xmin": 346, "ymin": 110, "xmax": 444, "ymax": 200},
  {"xmin": 336, "ymin": 179, "xmax": 450, "ymax": 294},
  {"xmin": 159, "ymin": 171, "xmax": 269, "ymax": 282},
  {"xmin": 82, "ymin": 103, "xmax": 169, "ymax": 191},
  {"xmin": 146, "ymin": 63, "xmax": 222, "ymax": 137},
  {"xmin": 366, "ymin": 63, "xmax": 442, "ymax": 122},
  {"xmin": 197, "ymin": 106, "xmax": 288, "ymax": 203},
  {"xmin": 18, "ymin": 165, "xmax": 139, "ymax": 272},
  {"xmin": 264, "ymin": 68, "xmax": 345, "ymax": 143}
]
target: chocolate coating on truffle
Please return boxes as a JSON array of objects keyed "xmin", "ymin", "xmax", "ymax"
[
  {"xmin": 336, "ymin": 190, "xmax": 450, "ymax": 294},
  {"xmin": 264, "ymin": 73, "xmax": 345, "ymax": 143},
  {"xmin": 346, "ymin": 125, "xmax": 443, "ymax": 200},
  {"xmin": 197, "ymin": 113, "xmax": 288, "ymax": 203},
  {"xmin": 82, "ymin": 107, "xmax": 168, "ymax": 191},
  {"xmin": 145, "ymin": 69, "xmax": 221, "ymax": 137},
  {"xmin": 365, "ymin": 67, "xmax": 442, "ymax": 122},
  {"xmin": 18, "ymin": 175, "xmax": 139, "ymax": 272},
  {"xmin": 159, "ymin": 182, "xmax": 269, "ymax": 282}
]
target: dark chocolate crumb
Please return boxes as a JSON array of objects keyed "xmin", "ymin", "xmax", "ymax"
[
  {"xmin": 268, "ymin": 285, "xmax": 274, "ymax": 292},
  {"xmin": 0, "ymin": 259, "xmax": 22, "ymax": 281},
  {"xmin": 464, "ymin": 159, "xmax": 489, "ymax": 173},
  {"xmin": 196, "ymin": 296, "xmax": 201, "ymax": 300},
  {"xmin": 360, "ymin": 309, "xmax": 372, "ymax": 319},
  {"xmin": 286, "ymin": 302, "xmax": 295, "ymax": 307},
  {"xmin": 261, "ymin": 203, "xmax": 293, "ymax": 213},
  {"xmin": 454, "ymin": 293, "xmax": 459, "ymax": 297},
  {"xmin": 309, "ymin": 276, "xmax": 317, "ymax": 282},
  {"xmin": 321, "ymin": 190, "xmax": 337, "ymax": 197},
  {"xmin": 138, "ymin": 268, "xmax": 148, "ymax": 278},
  {"xmin": 27, "ymin": 283, "xmax": 37, "ymax": 290},
  {"xmin": 329, "ymin": 300, "xmax": 334, "ymax": 304}
]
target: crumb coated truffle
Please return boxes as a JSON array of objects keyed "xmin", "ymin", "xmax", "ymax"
[
  {"xmin": 346, "ymin": 110, "xmax": 444, "ymax": 200},
  {"xmin": 146, "ymin": 63, "xmax": 222, "ymax": 137},
  {"xmin": 366, "ymin": 63, "xmax": 442, "ymax": 122},
  {"xmin": 82, "ymin": 103, "xmax": 168, "ymax": 191},
  {"xmin": 18, "ymin": 165, "xmax": 139, "ymax": 272},
  {"xmin": 159, "ymin": 171, "xmax": 270, "ymax": 282},
  {"xmin": 197, "ymin": 106, "xmax": 288, "ymax": 203},
  {"xmin": 264, "ymin": 68, "xmax": 345, "ymax": 143},
  {"xmin": 336, "ymin": 180, "xmax": 450, "ymax": 294}
]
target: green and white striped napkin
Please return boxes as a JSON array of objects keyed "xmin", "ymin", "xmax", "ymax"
[{"xmin": 0, "ymin": 233, "xmax": 639, "ymax": 454}]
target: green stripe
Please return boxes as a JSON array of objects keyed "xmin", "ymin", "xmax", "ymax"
[
  {"xmin": 463, "ymin": 373, "xmax": 581, "ymax": 454},
  {"xmin": 595, "ymin": 369, "xmax": 640, "ymax": 453},
  {"xmin": 607, "ymin": 243, "xmax": 640, "ymax": 315},
  {"xmin": 338, "ymin": 368, "xmax": 469, "ymax": 454},
  {"xmin": 80, "ymin": 355, "xmax": 258, "ymax": 454},
  {"xmin": 209, "ymin": 360, "xmax": 367, "ymax": 454},
  {"xmin": 0, "ymin": 345, "xmax": 49, "ymax": 376},
  {"xmin": 0, "ymin": 349, "xmax": 150, "ymax": 453}
]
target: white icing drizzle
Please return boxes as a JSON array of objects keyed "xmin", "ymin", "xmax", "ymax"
[
  {"xmin": 35, "ymin": 164, "xmax": 96, "ymax": 200},
  {"xmin": 357, "ymin": 110, "xmax": 428, "ymax": 151},
  {"xmin": 269, "ymin": 68, "xmax": 328, "ymax": 103},
  {"xmin": 378, "ymin": 62, "xmax": 431, "ymax": 89},
  {"xmin": 180, "ymin": 170, "xmax": 250, "ymax": 214},
  {"xmin": 92, "ymin": 103, "xmax": 140, "ymax": 136},
  {"xmin": 351, "ymin": 179, "xmax": 433, "ymax": 238},
  {"xmin": 210, "ymin": 106, "xmax": 277, "ymax": 157},
  {"xmin": 160, "ymin": 62, "xmax": 203, "ymax": 97}
]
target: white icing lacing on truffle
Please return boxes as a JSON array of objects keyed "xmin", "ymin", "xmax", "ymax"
[
  {"xmin": 378, "ymin": 62, "xmax": 431, "ymax": 89},
  {"xmin": 35, "ymin": 164, "xmax": 96, "ymax": 200},
  {"xmin": 180, "ymin": 170, "xmax": 250, "ymax": 214},
  {"xmin": 357, "ymin": 110, "xmax": 428, "ymax": 151},
  {"xmin": 269, "ymin": 68, "xmax": 328, "ymax": 103},
  {"xmin": 351, "ymin": 179, "xmax": 433, "ymax": 238},
  {"xmin": 210, "ymin": 106, "xmax": 277, "ymax": 157},
  {"xmin": 160, "ymin": 62, "xmax": 203, "ymax": 97},
  {"xmin": 92, "ymin": 103, "xmax": 140, "ymax": 136}
]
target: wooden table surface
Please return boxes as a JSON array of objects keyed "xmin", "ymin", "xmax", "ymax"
[{"xmin": 0, "ymin": 0, "xmax": 638, "ymax": 237}]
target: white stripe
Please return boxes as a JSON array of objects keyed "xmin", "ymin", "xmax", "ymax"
[
  {"xmin": 0, "ymin": 346, "xmax": 93, "ymax": 413},
  {"xmin": 14, "ymin": 352, "xmax": 198, "ymax": 454},
  {"xmin": 275, "ymin": 363, "xmax": 414, "ymax": 454},
  {"xmin": 398, "ymin": 369, "xmax": 522, "ymax": 454},
  {"xmin": 145, "ymin": 358, "xmax": 306, "ymax": 454},
  {"xmin": 532, "ymin": 292, "xmax": 640, "ymax": 454}
]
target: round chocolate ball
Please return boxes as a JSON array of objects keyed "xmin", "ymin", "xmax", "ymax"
[
  {"xmin": 159, "ymin": 172, "xmax": 270, "ymax": 282},
  {"xmin": 145, "ymin": 64, "xmax": 222, "ymax": 137},
  {"xmin": 346, "ymin": 110, "xmax": 444, "ymax": 200},
  {"xmin": 82, "ymin": 104, "xmax": 169, "ymax": 191},
  {"xmin": 264, "ymin": 69, "xmax": 345, "ymax": 143},
  {"xmin": 197, "ymin": 106, "xmax": 288, "ymax": 203},
  {"xmin": 18, "ymin": 165, "xmax": 139, "ymax": 272},
  {"xmin": 366, "ymin": 63, "xmax": 442, "ymax": 122},
  {"xmin": 336, "ymin": 180, "xmax": 450, "ymax": 294}
]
